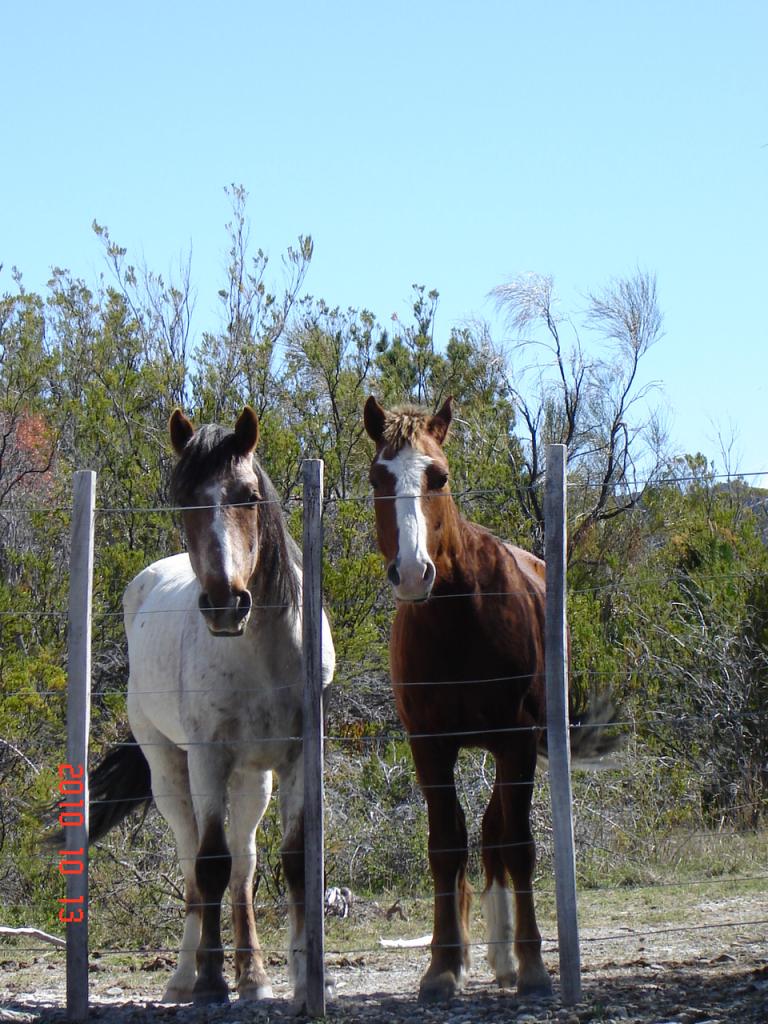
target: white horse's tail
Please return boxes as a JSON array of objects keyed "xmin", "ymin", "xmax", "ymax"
[
  {"xmin": 44, "ymin": 735, "xmax": 153, "ymax": 847},
  {"xmin": 87, "ymin": 735, "xmax": 153, "ymax": 841}
]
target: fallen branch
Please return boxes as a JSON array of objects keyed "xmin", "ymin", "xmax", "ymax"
[
  {"xmin": 379, "ymin": 934, "xmax": 431, "ymax": 948},
  {"xmin": 0, "ymin": 925, "xmax": 66, "ymax": 948}
]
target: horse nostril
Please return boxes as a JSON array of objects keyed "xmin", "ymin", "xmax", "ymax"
[
  {"xmin": 235, "ymin": 590, "xmax": 252, "ymax": 619},
  {"xmin": 423, "ymin": 562, "xmax": 435, "ymax": 586},
  {"xmin": 387, "ymin": 562, "xmax": 401, "ymax": 587},
  {"xmin": 198, "ymin": 592, "xmax": 213, "ymax": 615}
]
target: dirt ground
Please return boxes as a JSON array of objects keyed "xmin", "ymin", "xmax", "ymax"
[{"xmin": 2, "ymin": 891, "xmax": 766, "ymax": 1023}]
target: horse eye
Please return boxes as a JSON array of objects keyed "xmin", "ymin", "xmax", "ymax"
[
  {"xmin": 429, "ymin": 470, "xmax": 448, "ymax": 490},
  {"xmin": 236, "ymin": 487, "xmax": 260, "ymax": 506}
]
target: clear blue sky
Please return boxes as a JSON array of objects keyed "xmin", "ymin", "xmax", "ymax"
[{"xmin": 2, "ymin": 1, "xmax": 766, "ymax": 479}]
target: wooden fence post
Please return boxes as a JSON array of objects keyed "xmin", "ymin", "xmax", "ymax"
[
  {"xmin": 302, "ymin": 459, "xmax": 326, "ymax": 1017},
  {"xmin": 544, "ymin": 444, "xmax": 581, "ymax": 1005},
  {"xmin": 66, "ymin": 470, "xmax": 96, "ymax": 1021}
]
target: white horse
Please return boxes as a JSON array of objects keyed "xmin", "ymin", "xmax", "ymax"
[{"xmin": 87, "ymin": 407, "xmax": 334, "ymax": 1009}]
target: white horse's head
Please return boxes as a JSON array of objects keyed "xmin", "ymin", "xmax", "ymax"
[{"xmin": 169, "ymin": 407, "xmax": 263, "ymax": 636}]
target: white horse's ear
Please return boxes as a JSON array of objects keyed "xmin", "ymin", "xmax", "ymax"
[
  {"xmin": 364, "ymin": 395, "xmax": 387, "ymax": 443},
  {"xmin": 428, "ymin": 396, "xmax": 453, "ymax": 445},
  {"xmin": 169, "ymin": 409, "xmax": 195, "ymax": 454},
  {"xmin": 234, "ymin": 406, "xmax": 260, "ymax": 456}
]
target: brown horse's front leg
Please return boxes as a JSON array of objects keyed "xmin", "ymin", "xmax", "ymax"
[
  {"xmin": 410, "ymin": 738, "xmax": 471, "ymax": 1004},
  {"xmin": 481, "ymin": 783, "xmax": 517, "ymax": 989},
  {"xmin": 193, "ymin": 818, "xmax": 232, "ymax": 1004}
]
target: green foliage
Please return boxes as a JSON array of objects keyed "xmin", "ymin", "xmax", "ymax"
[
  {"xmin": 326, "ymin": 742, "xmax": 429, "ymax": 895},
  {"xmin": 323, "ymin": 499, "xmax": 389, "ymax": 679}
]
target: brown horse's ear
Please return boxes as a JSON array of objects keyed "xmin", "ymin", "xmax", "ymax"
[
  {"xmin": 428, "ymin": 396, "xmax": 453, "ymax": 445},
  {"xmin": 234, "ymin": 406, "xmax": 260, "ymax": 456},
  {"xmin": 169, "ymin": 409, "xmax": 195, "ymax": 455},
  {"xmin": 364, "ymin": 395, "xmax": 387, "ymax": 443}
]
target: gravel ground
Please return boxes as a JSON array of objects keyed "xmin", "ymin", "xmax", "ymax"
[{"xmin": 2, "ymin": 895, "xmax": 767, "ymax": 1023}]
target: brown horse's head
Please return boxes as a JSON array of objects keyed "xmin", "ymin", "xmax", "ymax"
[
  {"xmin": 363, "ymin": 395, "xmax": 454, "ymax": 603},
  {"xmin": 168, "ymin": 407, "xmax": 263, "ymax": 636}
]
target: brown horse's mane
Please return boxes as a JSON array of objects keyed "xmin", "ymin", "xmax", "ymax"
[{"xmin": 381, "ymin": 404, "xmax": 434, "ymax": 451}]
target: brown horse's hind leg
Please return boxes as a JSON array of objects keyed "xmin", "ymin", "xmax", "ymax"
[
  {"xmin": 498, "ymin": 743, "xmax": 552, "ymax": 997},
  {"xmin": 481, "ymin": 783, "xmax": 516, "ymax": 988},
  {"xmin": 411, "ymin": 739, "xmax": 471, "ymax": 1004}
]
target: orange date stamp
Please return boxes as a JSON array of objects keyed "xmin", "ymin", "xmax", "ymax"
[{"xmin": 56, "ymin": 763, "xmax": 86, "ymax": 924}]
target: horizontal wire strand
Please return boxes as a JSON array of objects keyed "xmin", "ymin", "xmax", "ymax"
[
  {"xmin": 8, "ymin": 872, "xmax": 768, "ymax": 916},
  {"xmin": 43, "ymin": 822, "xmax": 768, "ymax": 864},
  {"xmin": 2, "ymin": 464, "xmax": 768, "ymax": 518},
  {"xmin": 80, "ymin": 871, "xmax": 768, "ymax": 912},
  {"xmin": 9, "ymin": 917, "xmax": 768, "ymax": 958},
  {"xmin": 1, "ymin": 565, "xmax": 764, "ymax": 622}
]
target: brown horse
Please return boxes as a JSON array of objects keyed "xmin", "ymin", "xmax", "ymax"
[{"xmin": 364, "ymin": 395, "xmax": 556, "ymax": 1003}]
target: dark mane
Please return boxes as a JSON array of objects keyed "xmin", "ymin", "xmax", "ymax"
[
  {"xmin": 170, "ymin": 424, "xmax": 300, "ymax": 612},
  {"xmin": 169, "ymin": 424, "xmax": 243, "ymax": 503}
]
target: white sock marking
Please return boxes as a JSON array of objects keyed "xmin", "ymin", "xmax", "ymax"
[{"xmin": 483, "ymin": 880, "xmax": 515, "ymax": 983}]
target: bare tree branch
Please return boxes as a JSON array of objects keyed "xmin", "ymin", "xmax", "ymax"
[{"xmin": 490, "ymin": 269, "xmax": 668, "ymax": 554}]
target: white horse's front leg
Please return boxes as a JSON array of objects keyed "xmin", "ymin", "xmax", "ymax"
[
  {"xmin": 128, "ymin": 712, "xmax": 200, "ymax": 1003},
  {"xmin": 188, "ymin": 750, "xmax": 233, "ymax": 1005},
  {"xmin": 226, "ymin": 766, "xmax": 274, "ymax": 999}
]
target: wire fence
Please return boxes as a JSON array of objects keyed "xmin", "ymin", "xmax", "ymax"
[
  {"xmin": 6, "ymin": 728, "xmax": 766, "ymax": 951},
  {"xmin": 1, "ymin": 466, "xmax": 767, "ymax": 997}
]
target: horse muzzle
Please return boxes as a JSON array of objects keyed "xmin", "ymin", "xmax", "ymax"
[
  {"xmin": 198, "ymin": 588, "xmax": 253, "ymax": 636},
  {"xmin": 387, "ymin": 557, "xmax": 436, "ymax": 603}
]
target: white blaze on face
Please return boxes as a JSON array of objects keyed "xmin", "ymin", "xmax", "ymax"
[
  {"xmin": 377, "ymin": 446, "xmax": 435, "ymax": 597},
  {"xmin": 204, "ymin": 482, "xmax": 235, "ymax": 584}
]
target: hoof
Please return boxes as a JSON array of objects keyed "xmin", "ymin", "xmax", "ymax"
[
  {"xmin": 418, "ymin": 970, "xmax": 462, "ymax": 1004},
  {"xmin": 238, "ymin": 983, "xmax": 274, "ymax": 1000},
  {"xmin": 518, "ymin": 975, "xmax": 553, "ymax": 999},
  {"xmin": 495, "ymin": 970, "xmax": 517, "ymax": 990},
  {"xmin": 192, "ymin": 982, "xmax": 230, "ymax": 1006},
  {"xmin": 161, "ymin": 986, "xmax": 194, "ymax": 1004}
]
